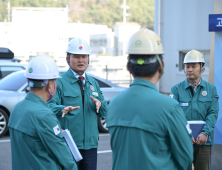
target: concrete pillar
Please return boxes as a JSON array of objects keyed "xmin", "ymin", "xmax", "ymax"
[{"xmin": 209, "ymin": 0, "xmax": 222, "ymax": 169}]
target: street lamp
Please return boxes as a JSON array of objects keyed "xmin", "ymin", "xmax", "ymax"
[{"xmin": 121, "ymin": 0, "xmax": 130, "ymax": 57}]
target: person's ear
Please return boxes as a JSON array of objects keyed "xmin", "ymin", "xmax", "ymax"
[
  {"xmin": 201, "ymin": 67, "xmax": 205, "ymax": 74},
  {"xmin": 66, "ymin": 54, "xmax": 71, "ymax": 64},
  {"xmin": 127, "ymin": 62, "xmax": 132, "ymax": 74},
  {"xmin": 66, "ymin": 56, "xmax": 69, "ymax": 64},
  {"xmin": 47, "ymin": 80, "xmax": 56, "ymax": 93},
  {"xmin": 159, "ymin": 61, "xmax": 165, "ymax": 74},
  {"xmin": 162, "ymin": 60, "xmax": 165, "ymax": 68}
]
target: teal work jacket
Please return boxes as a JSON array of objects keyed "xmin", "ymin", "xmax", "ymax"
[
  {"xmin": 106, "ymin": 78, "xmax": 193, "ymax": 170},
  {"xmin": 8, "ymin": 93, "xmax": 77, "ymax": 170},
  {"xmin": 47, "ymin": 68, "xmax": 107, "ymax": 150},
  {"xmin": 170, "ymin": 78, "xmax": 219, "ymax": 145}
]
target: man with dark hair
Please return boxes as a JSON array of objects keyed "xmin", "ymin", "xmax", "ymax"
[
  {"xmin": 106, "ymin": 28, "xmax": 193, "ymax": 170},
  {"xmin": 48, "ymin": 38, "xmax": 107, "ymax": 170},
  {"xmin": 128, "ymin": 54, "xmax": 163, "ymax": 77},
  {"xmin": 8, "ymin": 55, "xmax": 78, "ymax": 170},
  {"xmin": 170, "ymin": 50, "xmax": 219, "ymax": 170}
]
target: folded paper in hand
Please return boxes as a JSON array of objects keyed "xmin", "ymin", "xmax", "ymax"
[
  {"xmin": 187, "ymin": 121, "xmax": 211, "ymax": 143},
  {"xmin": 61, "ymin": 129, "xmax": 83, "ymax": 162}
]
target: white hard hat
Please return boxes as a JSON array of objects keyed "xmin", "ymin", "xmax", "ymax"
[
  {"xmin": 183, "ymin": 50, "xmax": 205, "ymax": 64},
  {"xmin": 126, "ymin": 28, "xmax": 164, "ymax": 55},
  {"xmin": 24, "ymin": 55, "xmax": 60, "ymax": 80},
  {"xmin": 66, "ymin": 37, "xmax": 90, "ymax": 55}
]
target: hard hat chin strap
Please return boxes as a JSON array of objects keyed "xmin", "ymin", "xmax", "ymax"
[
  {"xmin": 43, "ymin": 80, "xmax": 56, "ymax": 101},
  {"xmin": 194, "ymin": 63, "xmax": 203, "ymax": 86},
  {"xmin": 156, "ymin": 55, "xmax": 164, "ymax": 78}
]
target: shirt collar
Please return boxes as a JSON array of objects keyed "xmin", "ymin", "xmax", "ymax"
[
  {"xmin": 184, "ymin": 78, "xmax": 205, "ymax": 89},
  {"xmin": 189, "ymin": 80, "xmax": 201, "ymax": 92},
  {"xmin": 70, "ymin": 69, "xmax": 86, "ymax": 79}
]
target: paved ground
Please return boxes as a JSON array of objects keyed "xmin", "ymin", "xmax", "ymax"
[
  {"xmin": 1, "ymin": 132, "xmax": 222, "ymax": 170},
  {"xmin": 0, "ymin": 132, "xmax": 112, "ymax": 170}
]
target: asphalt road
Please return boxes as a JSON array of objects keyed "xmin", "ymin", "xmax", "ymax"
[
  {"xmin": 1, "ymin": 132, "xmax": 222, "ymax": 170},
  {"xmin": 0, "ymin": 133, "xmax": 112, "ymax": 170}
]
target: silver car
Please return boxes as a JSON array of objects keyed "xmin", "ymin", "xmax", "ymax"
[
  {"xmin": 0, "ymin": 62, "xmax": 27, "ymax": 79},
  {"xmin": 0, "ymin": 70, "xmax": 127, "ymax": 137}
]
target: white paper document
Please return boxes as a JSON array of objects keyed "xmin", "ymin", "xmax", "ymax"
[{"xmin": 61, "ymin": 129, "xmax": 83, "ymax": 162}]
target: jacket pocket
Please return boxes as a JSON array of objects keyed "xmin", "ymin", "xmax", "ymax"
[
  {"xmin": 198, "ymin": 97, "xmax": 212, "ymax": 118},
  {"xmin": 179, "ymin": 98, "xmax": 191, "ymax": 108},
  {"xmin": 63, "ymin": 92, "xmax": 80, "ymax": 98},
  {"xmin": 198, "ymin": 97, "xmax": 212, "ymax": 102},
  {"xmin": 63, "ymin": 92, "xmax": 80, "ymax": 106},
  {"xmin": 179, "ymin": 97, "xmax": 191, "ymax": 103}
]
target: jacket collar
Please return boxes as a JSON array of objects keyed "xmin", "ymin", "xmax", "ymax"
[
  {"xmin": 131, "ymin": 78, "xmax": 158, "ymax": 92},
  {"xmin": 184, "ymin": 78, "xmax": 206, "ymax": 89},
  {"xmin": 65, "ymin": 68, "xmax": 93, "ymax": 85},
  {"xmin": 25, "ymin": 92, "xmax": 48, "ymax": 107}
]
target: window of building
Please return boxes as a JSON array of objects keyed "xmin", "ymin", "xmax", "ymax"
[
  {"xmin": 90, "ymin": 39, "xmax": 107, "ymax": 47},
  {"xmin": 114, "ymin": 37, "xmax": 118, "ymax": 56}
]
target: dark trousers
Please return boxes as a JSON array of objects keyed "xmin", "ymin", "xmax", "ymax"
[
  {"xmin": 190, "ymin": 145, "xmax": 211, "ymax": 170},
  {"xmin": 77, "ymin": 148, "xmax": 97, "ymax": 170}
]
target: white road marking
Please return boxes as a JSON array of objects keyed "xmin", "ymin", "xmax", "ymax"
[
  {"xmin": 0, "ymin": 134, "xmax": 109, "ymax": 143},
  {"xmin": 0, "ymin": 139, "xmax": 10, "ymax": 143},
  {"xmin": 1, "ymin": 139, "xmax": 112, "ymax": 155},
  {"xmin": 99, "ymin": 134, "xmax": 110, "ymax": 137},
  {"xmin": 97, "ymin": 150, "xmax": 112, "ymax": 154}
]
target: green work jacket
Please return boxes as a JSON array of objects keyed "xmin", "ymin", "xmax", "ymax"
[
  {"xmin": 8, "ymin": 93, "xmax": 77, "ymax": 170},
  {"xmin": 170, "ymin": 78, "xmax": 219, "ymax": 145},
  {"xmin": 106, "ymin": 78, "xmax": 193, "ymax": 170},
  {"xmin": 47, "ymin": 68, "xmax": 107, "ymax": 150}
]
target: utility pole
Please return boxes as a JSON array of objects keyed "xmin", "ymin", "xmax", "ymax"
[
  {"xmin": 8, "ymin": 0, "xmax": 10, "ymax": 22},
  {"xmin": 121, "ymin": 0, "xmax": 130, "ymax": 57}
]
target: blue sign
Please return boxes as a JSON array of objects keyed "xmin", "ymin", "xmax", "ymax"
[
  {"xmin": 209, "ymin": 14, "xmax": 222, "ymax": 32},
  {"xmin": 214, "ymin": 32, "xmax": 222, "ymax": 145}
]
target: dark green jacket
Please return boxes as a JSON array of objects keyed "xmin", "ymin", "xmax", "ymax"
[
  {"xmin": 106, "ymin": 78, "xmax": 193, "ymax": 170},
  {"xmin": 8, "ymin": 93, "xmax": 77, "ymax": 170},
  {"xmin": 47, "ymin": 68, "xmax": 107, "ymax": 150},
  {"xmin": 170, "ymin": 78, "xmax": 219, "ymax": 145}
]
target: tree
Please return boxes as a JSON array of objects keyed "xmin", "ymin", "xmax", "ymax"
[
  {"xmin": 68, "ymin": 0, "xmax": 154, "ymax": 29},
  {"xmin": 0, "ymin": 0, "xmax": 154, "ymax": 29}
]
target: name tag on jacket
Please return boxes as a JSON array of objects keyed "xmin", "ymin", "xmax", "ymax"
[
  {"xmin": 180, "ymin": 103, "xmax": 189, "ymax": 107},
  {"xmin": 92, "ymin": 92, "xmax": 98, "ymax": 97}
]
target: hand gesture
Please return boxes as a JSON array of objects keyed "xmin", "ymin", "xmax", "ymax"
[
  {"xmin": 90, "ymin": 96, "xmax": 101, "ymax": 113},
  {"xmin": 62, "ymin": 106, "xmax": 80, "ymax": 118}
]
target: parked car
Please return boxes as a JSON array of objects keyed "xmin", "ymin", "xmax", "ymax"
[
  {"xmin": 0, "ymin": 47, "xmax": 21, "ymax": 63},
  {"xmin": 0, "ymin": 62, "xmax": 27, "ymax": 79},
  {"xmin": 0, "ymin": 70, "xmax": 127, "ymax": 137}
]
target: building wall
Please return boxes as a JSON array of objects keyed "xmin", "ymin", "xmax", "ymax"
[
  {"xmin": 155, "ymin": 0, "xmax": 214, "ymax": 93},
  {"xmin": 90, "ymin": 31, "xmax": 114, "ymax": 56},
  {"xmin": 113, "ymin": 22, "xmax": 141, "ymax": 56},
  {"xmin": 0, "ymin": 7, "xmax": 115, "ymax": 68}
]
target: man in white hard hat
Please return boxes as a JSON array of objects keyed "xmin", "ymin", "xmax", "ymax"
[
  {"xmin": 106, "ymin": 28, "xmax": 193, "ymax": 170},
  {"xmin": 170, "ymin": 50, "xmax": 219, "ymax": 170},
  {"xmin": 8, "ymin": 55, "xmax": 78, "ymax": 170},
  {"xmin": 48, "ymin": 38, "xmax": 107, "ymax": 170}
]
